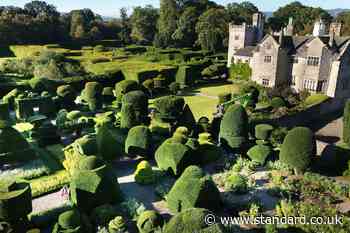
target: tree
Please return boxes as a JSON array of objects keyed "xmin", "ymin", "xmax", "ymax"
[
  {"xmin": 196, "ymin": 8, "xmax": 228, "ymax": 52},
  {"xmin": 24, "ymin": 1, "xmax": 59, "ymax": 18},
  {"xmin": 118, "ymin": 7, "xmax": 131, "ymax": 44},
  {"xmin": 343, "ymin": 100, "xmax": 350, "ymax": 145},
  {"xmin": 336, "ymin": 12, "xmax": 350, "ymax": 36},
  {"xmin": 130, "ymin": 5, "xmax": 159, "ymax": 44},
  {"xmin": 156, "ymin": 0, "xmax": 179, "ymax": 47},
  {"xmin": 279, "ymin": 127, "xmax": 316, "ymax": 174},
  {"xmin": 267, "ymin": 1, "xmax": 332, "ymax": 35},
  {"xmin": 69, "ymin": 9, "xmax": 95, "ymax": 40},
  {"xmin": 172, "ymin": 7, "xmax": 198, "ymax": 47},
  {"xmin": 226, "ymin": 1, "xmax": 259, "ymax": 24}
]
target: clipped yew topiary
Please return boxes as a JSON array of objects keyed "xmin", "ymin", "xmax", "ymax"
[
  {"xmin": 73, "ymin": 134, "xmax": 98, "ymax": 156},
  {"xmin": 166, "ymin": 166, "xmax": 221, "ymax": 214},
  {"xmin": 343, "ymin": 100, "xmax": 350, "ymax": 145},
  {"xmin": 115, "ymin": 80, "xmax": 140, "ymax": 107},
  {"xmin": 247, "ymin": 145, "xmax": 272, "ymax": 165},
  {"xmin": 270, "ymin": 97, "xmax": 286, "ymax": 109},
  {"xmin": 219, "ymin": 104, "xmax": 248, "ymax": 150},
  {"xmin": 155, "ymin": 138, "xmax": 194, "ymax": 176},
  {"xmin": 96, "ymin": 123, "xmax": 121, "ymax": 161},
  {"xmin": 0, "ymin": 180, "xmax": 32, "ymax": 222},
  {"xmin": 52, "ymin": 209, "xmax": 92, "ymax": 233},
  {"xmin": 153, "ymin": 95, "xmax": 185, "ymax": 121},
  {"xmin": 2, "ymin": 88, "xmax": 20, "ymax": 110},
  {"xmin": 70, "ymin": 156, "xmax": 122, "ymax": 212},
  {"xmin": 109, "ymin": 216, "xmax": 127, "ymax": 233},
  {"xmin": 255, "ymin": 124, "xmax": 274, "ymax": 141},
  {"xmin": 134, "ymin": 161, "xmax": 155, "ymax": 185},
  {"xmin": 57, "ymin": 84, "xmax": 76, "ymax": 109},
  {"xmin": 0, "ymin": 121, "xmax": 36, "ymax": 164},
  {"xmin": 163, "ymin": 208, "xmax": 225, "ymax": 233},
  {"xmin": 81, "ymin": 82, "xmax": 103, "ymax": 111},
  {"xmin": 0, "ymin": 103, "xmax": 10, "ymax": 121},
  {"xmin": 224, "ymin": 173, "xmax": 248, "ymax": 193},
  {"xmin": 125, "ymin": 126, "xmax": 151, "ymax": 157},
  {"xmin": 279, "ymin": 127, "xmax": 316, "ymax": 174},
  {"xmin": 102, "ymin": 87, "xmax": 115, "ymax": 104},
  {"xmin": 120, "ymin": 91, "xmax": 148, "ymax": 129},
  {"xmin": 136, "ymin": 210, "xmax": 163, "ymax": 233}
]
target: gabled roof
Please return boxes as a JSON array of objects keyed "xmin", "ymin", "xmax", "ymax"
[{"xmin": 233, "ymin": 46, "xmax": 256, "ymax": 57}]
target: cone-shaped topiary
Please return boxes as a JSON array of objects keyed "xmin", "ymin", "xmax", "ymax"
[
  {"xmin": 109, "ymin": 216, "xmax": 127, "ymax": 233},
  {"xmin": 0, "ymin": 121, "xmax": 36, "ymax": 164},
  {"xmin": 166, "ymin": 166, "xmax": 221, "ymax": 214},
  {"xmin": 120, "ymin": 91, "xmax": 148, "ymax": 129},
  {"xmin": 134, "ymin": 161, "xmax": 155, "ymax": 185},
  {"xmin": 219, "ymin": 104, "xmax": 248, "ymax": 150},
  {"xmin": 343, "ymin": 100, "xmax": 350, "ymax": 145},
  {"xmin": 0, "ymin": 180, "xmax": 32, "ymax": 222},
  {"xmin": 279, "ymin": 127, "xmax": 316, "ymax": 174},
  {"xmin": 125, "ymin": 126, "xmax": 151, "ymax": 157},
  {"xmin": 163, "ymin": 208, "xmax": 225, "ymax": 233},
  {"xmin": 155, "ymin": 138, "xmax": 194, "ymax": 176},
  {"xmin": 247, "ymin": 144, "xmax": 272, "ymax": 165},
  {"xmin": 255, "ymin": 124, "xmax": 274, "ymax": 141},
  {"xmin": 136, "ymin": 210, "xmax": 163, "ymax": 233},
  {"xmin": 81, "ymin": 82, "xmax": 103, "ymax": 111},
  {"xmin": 178, "ymin": 104, "xmax": 196, "ymax": 134},
  {"xmin": 153, "ymin": 95, "xmax": 185, "ymax": 122},
  {"xmin": 115, "ymin": 80, "xmax": 140, "ymax": 107},
  {"xmin": 70, "ymin": 156, "xmax": 122, "ymax": 212}
]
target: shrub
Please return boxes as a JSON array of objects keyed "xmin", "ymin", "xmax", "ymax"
[
  {"xmin": 178, "ymin": 104, "xmax": 197, "ymax": 133},
  {"xmin": 142, "ymin": 79, "xmax": 154, "ymax": 95},
  {"xmin": 30, "ymin": 170, "xmax": 70, "ymax": 197},
  {"xmin": 155, "ymin": 138, "xmax": 193, "ymax": 176},
  {"xmin": 270, "ymin": 97, "xmax": 286, "ymax": 109},
  {"xmin": 109, "ymin": 216, "xmax": 127, "ymax": 233},
  {"xmin": 279, "ymin": 127, "xmax": 316, "ymax": 174},
  {"xmin": 270, "ymin": 127, "xmax": 288, "ymax": 147},
  {"xmin": 91, "ymin": 204, "xmax": 119, "ymax": 226},
  {"xmin": 57, "ymin": 85, "xmax": 76, "ymax": 109},
  {"xmin": 304, "ymin": 94, "xmax": 329, "ymax": 107},
  {"xmin": 81, "ymin": 82, "xmax": 103, "ymax": 111},
  {"xmin": 344, "ymin": 100, "xmax": 350, "ymax": 145},
  {"xmin": 96, "ymin": 124, "xmax": 121, "ymax": 161},
  {"xmin": 2, "ymin": 88, "xmax": 20, "ymax": 110},
  {"xmin": 247, "ymin": 145, "xmax": 272, "ymax": 165},
  {"xmin": 224, "ymin": 173, "xmax": 248, "ymax": 193},
  {"xmin": 102, "ymin": 87, "xmax": 115, "ymax": 103},
  {"xmin": 52, "ymin": 209, "xmax": 92, "ymax": 233},
  {"xmin": 167, "ymin": 166, "xmax": 221, "ymax": 214},
  {"xmin": 125, "ymin": 126, "xmax": 151, "ymax": 157},
  {"xmin": 219, "ymin": 104, "xmax": 248, "ymax": 150},
  {"xmin": 229, "ymin": 62, "xmax": 251, "ymax": 81},
  {"xmin": 136, "ymin": 210, "xmax": 163, "ymax": 233},
  {"xmin": 29, "ymin": 77, "xmax": 58, "ymax": 93},
  {"xmin": 218, "ymin": 92, "xmax": 231, "ymax": 104},
  {"xmin": 197, "ymin": 133, "xmax": 222, "ymax": 164},
  {"xmin": 0, "ymin": 103, "xmax": 10, "ymax": 121},
  {"xmin": 255, "ymin": 124, "xmax": 274, "ymax": 141},
  {"xmin": 197, "ymin": 116, "xmax": 210, "ymax": 133},
  {"xmin": 115, "ymin": 80, "xmax": 139, "ymax": 107},
  {"xmin": 134, "ymin": 161, "xmax": 155, "ymax": 185},
  {"xmin": 202, "ymin": 64, "xmax": 227, "ymax": 78},
  {"xmin": 73, "ymin": 134, "xmax": 98, "ymax": 156},
  {"xmin": 94, "ymin": 45, "xmax": 106, "ymax": 53},
  {"xmin": 153, "ymin": 95, "xmax": 185, "ymax": 121},
  {"xmin": 163, "ymin": 208, "xmax": 224, "ymax": 233},
  {"xmin": 169, "ymin": 82, "xmax": 180, "ymax": 94},
  {"xmin": 120, "ymin": 91, "xmax": 148, "ymax": 129},
  {"xmin": 0, "ymin": 180, "xmax": 32, "ymax": 221}
]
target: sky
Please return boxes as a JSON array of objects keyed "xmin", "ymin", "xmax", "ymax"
[{"xmin": 1, "ymin": 0, "xmax": 350, "ymax": 17}]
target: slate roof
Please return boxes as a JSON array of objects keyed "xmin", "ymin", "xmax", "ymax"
[{"xmin": 233, "ymin": 46, "xmax": 256, "ymax": 57}]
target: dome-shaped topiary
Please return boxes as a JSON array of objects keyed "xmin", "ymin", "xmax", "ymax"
[
  {"xmin": 279, "ymin": 127, "xmax": 316, "ymax": 174},
  {"xmin": 134, "ymin": 161, "xmax": 155, "ymax": 185},
  {"xmin": 255, "ymin": 124, "xmax": 274, "ymax": 141},
  {"xmin": 109, "ymin": 216, "xmax": 127, "ymax": 233},
  {"xmin": 155, "ymin": 139, "xmax": 194, "ymax": 176},
  {"xmin": 136, "ymin": 210, "xmax": 163, "ymax": 233},
  {"xmin": 73, "ymin": 135, "xmax": 98, "ymax": 156},
  {"xmin": 125, "ymin": 126, "xmax": 151, "ymax": 157},
  {"xmin": 163, "ymin": 208, "xmax": 224, "ymax": 233},
  {"xmin": 247, "ymin": 144, "xmax": 272, "ymax": 165},
  {"xmin": 166, "ymin": 166, "xmax": 221, "ymax": 214},
  {"xmin": 219, "ymin": 104, "xmax": 248, "ymax": 150},
  {"xmin": 0, "ymin": 180, "xmax": 32, "ymax": 222},
  {"xmin": 58, "ymin": 209, "xmax": 81, "ymax": 229}
]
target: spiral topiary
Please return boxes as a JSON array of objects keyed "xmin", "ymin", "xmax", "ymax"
[
  {"xmin": 136, "ymin": 210, "xmax": 163, "ymax": 233},
  {"xmin": 166, "ymin": 166, "xmax": 221, "ymax": 214}
]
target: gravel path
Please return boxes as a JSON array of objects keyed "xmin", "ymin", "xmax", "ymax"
[{"xmin": 32, "ymin": 190, "xmax": 69, "ymax": 213}]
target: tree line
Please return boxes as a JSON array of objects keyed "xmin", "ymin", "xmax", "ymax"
[{"xmin": 1, "ymin": 1, "xmax": 350, "ymax": 51}]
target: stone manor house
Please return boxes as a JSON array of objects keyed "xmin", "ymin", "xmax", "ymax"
[{"xmin": 227, "ymin": 13, "xmax": 350, "ymax": 98}]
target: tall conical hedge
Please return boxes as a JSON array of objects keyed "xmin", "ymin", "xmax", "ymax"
[
  {"xmin": 166, "ymin": 166, "xmax": 221, "ymax": 214},
  {"xmin": 279, "ymin": 127, "xmax": 316, "ymax": 174},
  {"xmin": 219, "ymin": 104, "xmax": 248, "ymax": 150},
  {"xmin": 120, "ymin": 91, "xmax": 148, "ymax": 129}
]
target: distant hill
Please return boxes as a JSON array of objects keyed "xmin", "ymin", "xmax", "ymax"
[{"xmin": 264, "ymin": 9, "xmax": 350, "ymax": 19}]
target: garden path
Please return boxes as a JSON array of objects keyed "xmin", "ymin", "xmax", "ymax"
[{"xmin": 32, "ymin": 190, "xmax": 69, "ymax": 213}]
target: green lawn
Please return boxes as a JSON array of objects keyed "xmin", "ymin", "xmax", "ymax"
[
  {"xmin": 191, "ymin": 83, "xmax": 242, "ymax": 97},
  {"xmin": 183, "ymin": 95, "xmax": 217, "ymax": 120}
]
